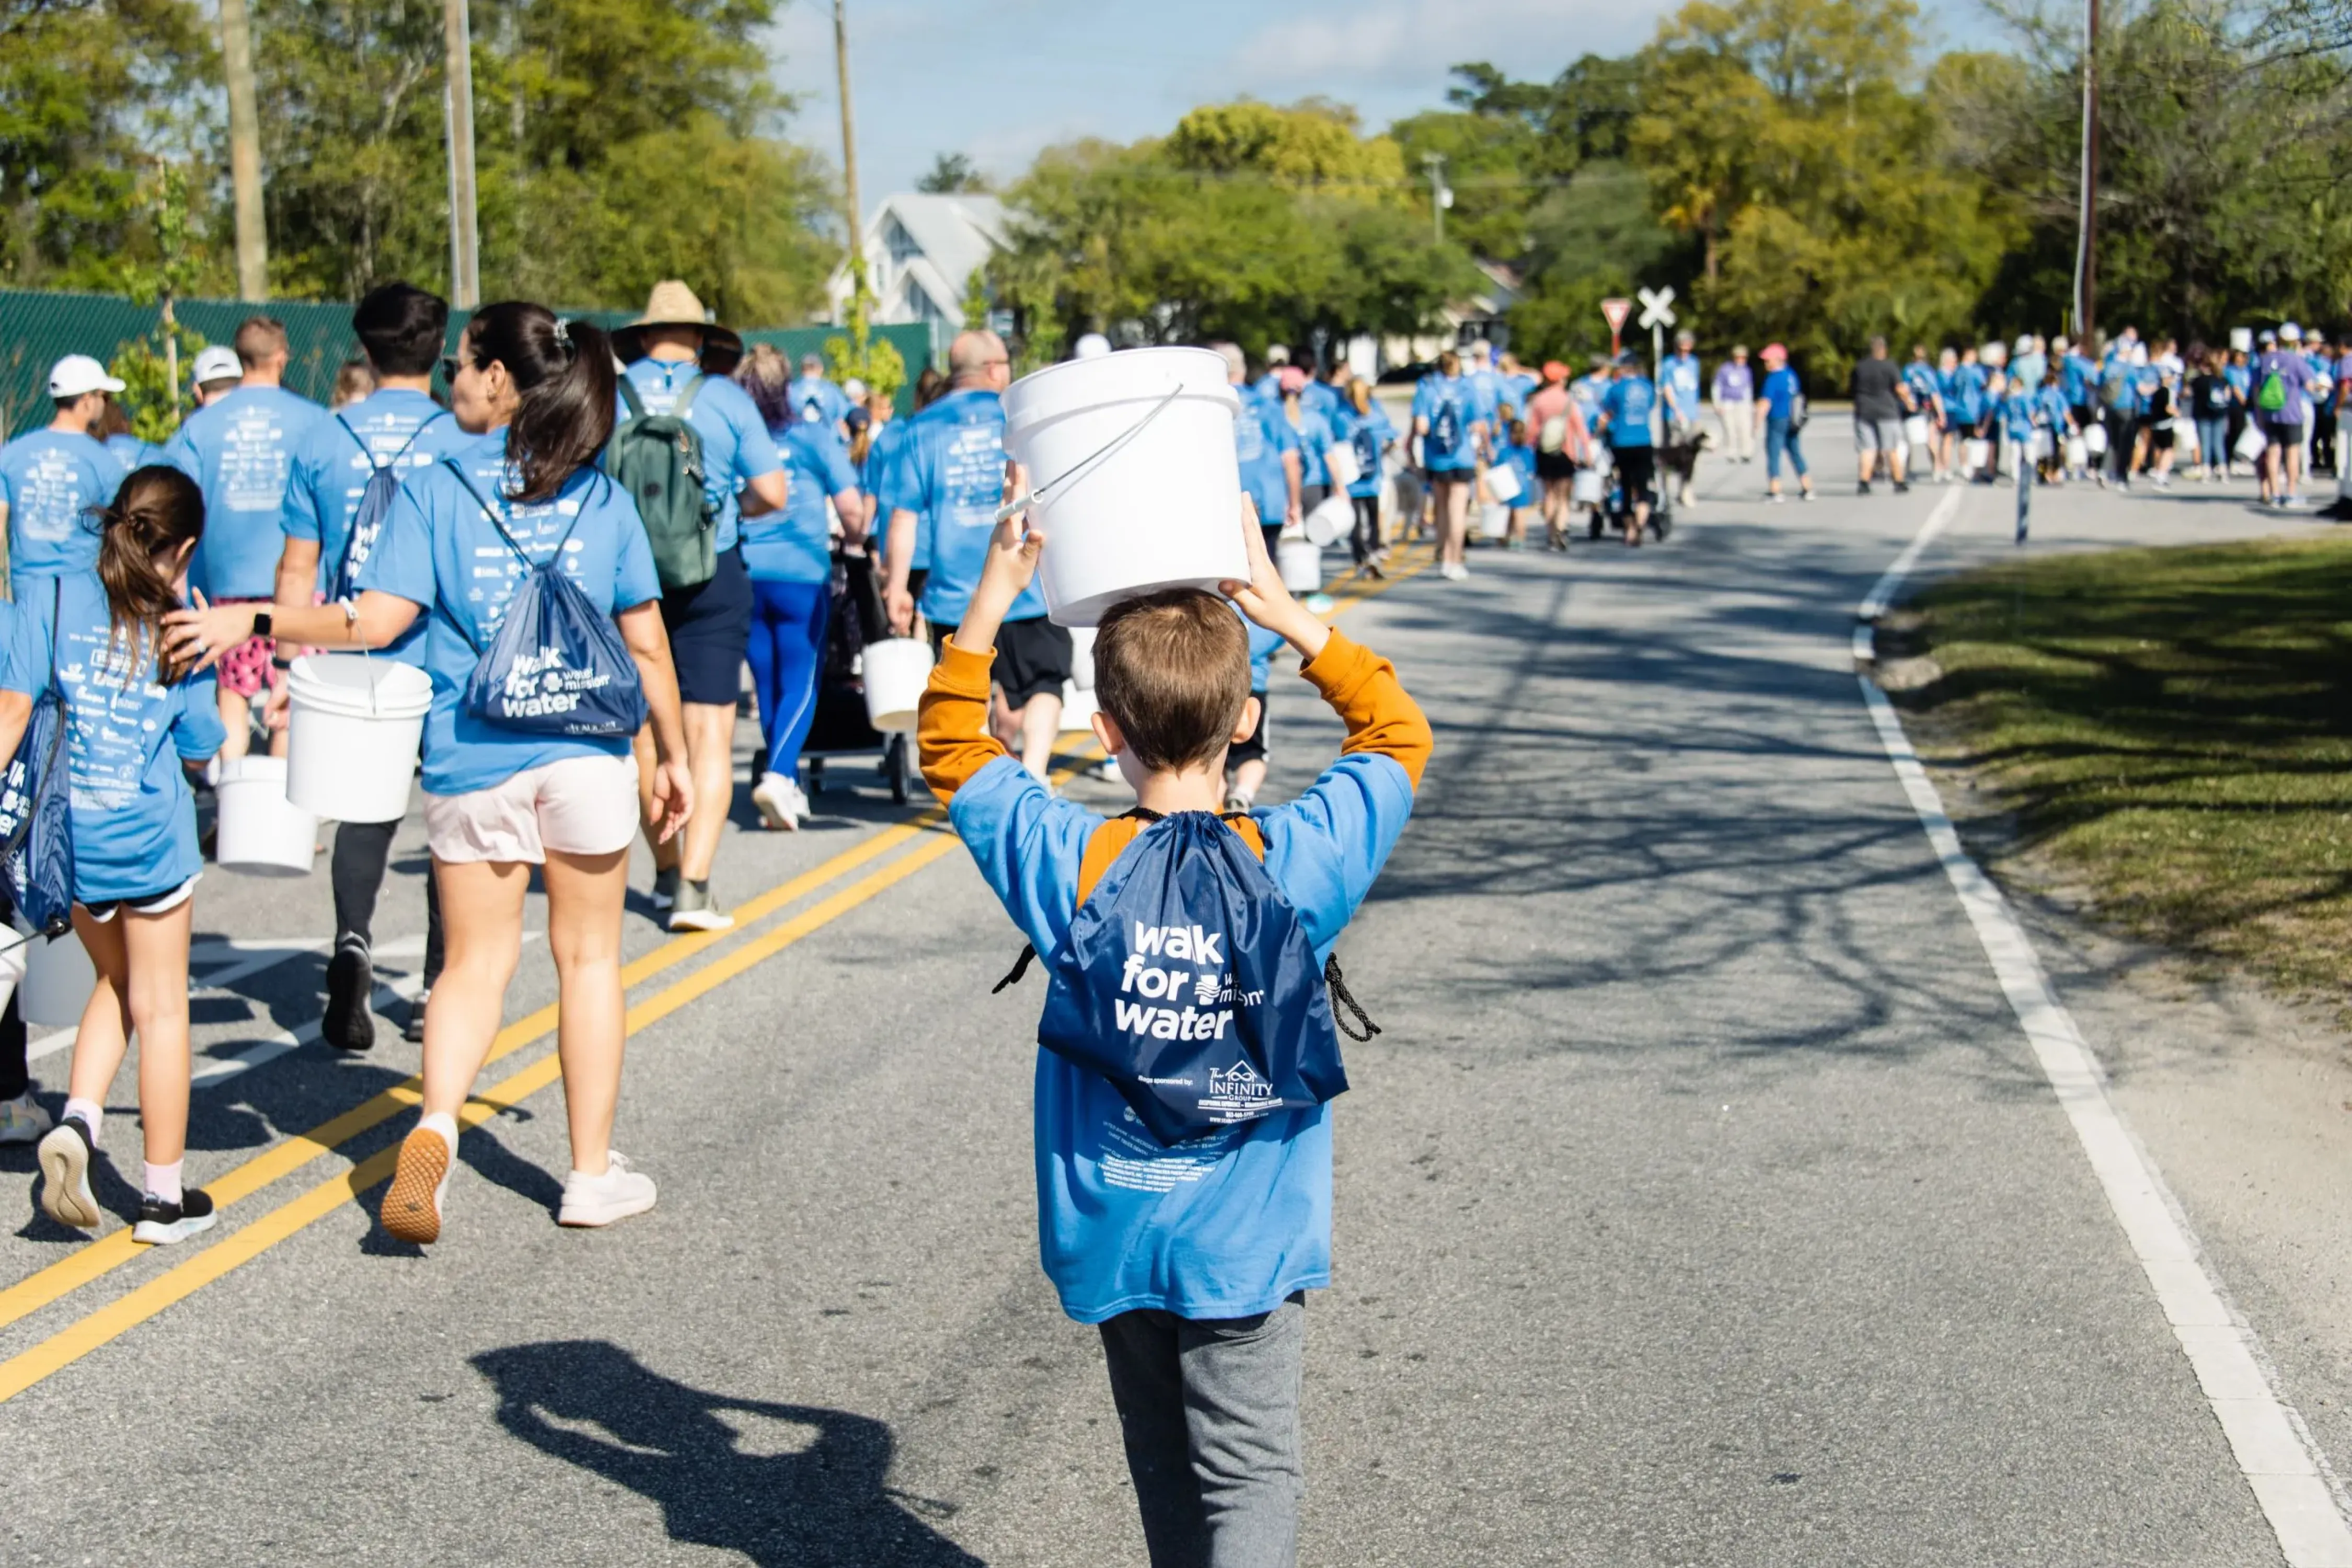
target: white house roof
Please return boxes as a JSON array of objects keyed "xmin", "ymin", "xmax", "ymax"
[{"xmin": 829, "ymin": 193, "xmax": 1009, "ymax": 326}]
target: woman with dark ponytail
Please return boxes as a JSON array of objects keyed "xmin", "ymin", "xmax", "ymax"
[
  {"xmin": 168, "ymin": 302, "xmax": 693, "ymax": 1246},
  {"xmin": 0, "ymin": 465, "xmax": 229, "ymax": 1246}
]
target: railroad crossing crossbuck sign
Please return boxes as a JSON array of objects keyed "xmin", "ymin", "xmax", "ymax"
[{"xmin": 1638, "ymin": 286, "xmax": 1676, "ymax": 330}]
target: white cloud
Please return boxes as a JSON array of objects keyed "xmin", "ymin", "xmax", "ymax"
[{"xmin": 1222, "ymin": 0, "xmax": 1668, "ymax": 98}]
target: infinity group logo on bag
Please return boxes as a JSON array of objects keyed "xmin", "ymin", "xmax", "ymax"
[{"xmin": 496, "ymin": 643, "xmax": 616, "ymax": 721}]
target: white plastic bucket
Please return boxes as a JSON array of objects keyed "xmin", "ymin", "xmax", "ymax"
[
  {"xmin": 1571, "ymin": 468, "xmax": 1605, "ymax": 505},
  {"xmin": 22, "ymin": 930, "xmax": 93, "ymax": 1029},
  {"xmin": 2030, "ymin": 431, "xmax": 2055, "ymax": 462},
  {"xmin": 2065, "ymin": 435, "xmax": 2088, "ymax": 470},
  {"xmin": 1305, "ymin": 493, "xmax": 1351, "ymax": 547},
  {"xmin": 1059, "ymin": 680, "xmax": 1099, "ymax": 733},
  {"xmin": 1068, "ymin": 626, "xmax": 1097, "ymax": 691},
  {"xmin": 1484, "ymin": 463, "xmax": 1523, "ymax": 504},
  {"xmin": 1322, "ymin": 442, "xmax": 1361, "ymax": 489},
  {"xmin": 1277, "ymin": 539, "xmax": 1322, "ymax": 593},
  {"xmin": 1962, "ymin": 438, "xmax": 1991, "ymax": 475},
  {"xmin": 1001, "ymin": 347, "xmax": 1251, "ymax": 627},
  {"xmin": 2235, "ymin": 422, "xmax": 2268, "ymax": 460},
  {"xmin": 860, "ymin": 638, "xmax": 933, "ymax": 734},
  {"xmin": 1480, "ymin": 503, "xmax": 1512, "ymax": 539},
  {"xmin": 214, "ymin": 756, "xmax": 317, "ymax": 877},
  {"xmin": 286, "ymin": 656, "xmax": 432, "ymax": 823},
  {"xmin": 1904, "ymin": 414, "xmax": 1930, "ymax": 448},
  {"xmin": 2084, "ymin": 421, "xmax": 2109, "ymax": 456}
]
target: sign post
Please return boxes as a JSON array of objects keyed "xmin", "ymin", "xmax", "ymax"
[
  {"xmin": 1600, "ymin": 297, "xmax": 1632, "ymax": 358},
  {"xmin": 1638, "ymin": 286, "xmax": 1677, "ymax": 383}
]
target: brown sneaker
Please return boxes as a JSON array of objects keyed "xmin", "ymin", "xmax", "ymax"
[{"xmin": 382, "ymin": 1125, "xmax": 453, "ymax": 1244}]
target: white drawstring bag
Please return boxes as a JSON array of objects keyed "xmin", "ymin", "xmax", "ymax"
[{"xmin": 2235, "ymin": 422, "xmax": 2268, "ymax": 461}]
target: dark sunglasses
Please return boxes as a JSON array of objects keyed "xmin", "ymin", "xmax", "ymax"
[{"xmin": 439, "ymin": 356, "xmax": 464, "ymax": 383}]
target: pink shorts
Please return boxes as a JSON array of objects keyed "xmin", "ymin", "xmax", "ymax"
[
  {"xmin": 423, "ymin": 754, "xmax": 640, "ymax": 864},
  {"xmin": 213, "ymin": 598, "xmax": 281, "ymax": 699}
]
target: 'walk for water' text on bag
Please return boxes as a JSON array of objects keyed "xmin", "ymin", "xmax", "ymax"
[{"xmin": 441, "ymin": 463, "xmax": 649, "ymax": 738}]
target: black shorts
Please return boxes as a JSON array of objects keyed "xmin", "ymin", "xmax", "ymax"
[
  {"xmin": 1611, "ymin": 444, "xmax": 1656, "ymax": 497},
  {"xmin": 1535, "ymin": 449, "xmax": 1576, "ymax": 482},
  {"xmin": 1299, "ymin": 483, "xmax": 1329, "ymax": 513},
  {"xmin": 659, "ymin": 545, "xmax": 752, "ymax": 707},
  {"xmin": 932, "ymin": 614, "xmax": 1073, "ymax": 710},
  {"xmin": 2266, "ymin": 417, "xmax": 2305, "ymax": 446},
  {"xmin": 82, "ymin": 877, "xmax": 199, "ymax": 922},
  {"xmin": 1228, "ymin": 691, "xmax": 1269, "ymax": 767}
]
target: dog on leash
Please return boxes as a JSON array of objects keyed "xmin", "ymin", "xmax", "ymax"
[{"xmin": 1656, "ymin": 426, "xmax": 1715, "ymax": 506}]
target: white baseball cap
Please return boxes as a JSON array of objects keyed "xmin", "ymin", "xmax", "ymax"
[
  {"xmin": 2280, "ymin": 322, "xmax": 2303, "ymax": 341},
  {"xmin": 48, "ymin": 354, "xmax": 125, "ymax": 399},
  {"xmin": 190, "ymin": 345, "xmax": 242, "ymax": 385},
  {"xmin": 1073, "ymin": 332, "xmax": 1111, "ymax": 359}
]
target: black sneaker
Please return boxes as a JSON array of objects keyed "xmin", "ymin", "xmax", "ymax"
[
  {"xmin": 404, "ymin": 992, "xmax": 429, "ymax": 1044},
  {"xmin": 36, "ymin": 1114, "xmax": 101, "ymax": 1230},
  {"xmin": 1857, "ymin": 480, "xmax": 1872, "ymax": 495},
  {"xmin": 133, "ymin": 1187, "xmax": 217, "ymax": 1247},
  {"xmin": 1894, "ymin": 479, "xmax": 1910, "ymax": 493},
  {"xmin": 324, "ymin": 936, "xmax": 376, "ymax": 1053}
]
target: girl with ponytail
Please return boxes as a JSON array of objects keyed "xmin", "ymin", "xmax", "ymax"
[
  {"xmin": 166, "ymin": 301, "xmax": 693, "ymax": 1247},
  {"xmin": 0, "ymin": 465, "xmax": 229, "ymax": 1246}
]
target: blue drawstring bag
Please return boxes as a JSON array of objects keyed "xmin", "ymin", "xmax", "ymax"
[
  {"xmin": 442, "ymin": 462, "xmax": 649, "ymax": 737},
  {"xmin": 0, "ymin": 580, "xmax": 75, "ymax": 937},
  {"xmin": 330, "ymin": 412, "xmax": 446, "ymax": 600},
  {"xmin": 1028, "ymin": 811, "xmax": 1363, "ymax": 1147}
]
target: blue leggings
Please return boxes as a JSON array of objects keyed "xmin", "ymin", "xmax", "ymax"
[{"xmin": 746, "ymin": 577, "xmax": 831, "ymax": 783}]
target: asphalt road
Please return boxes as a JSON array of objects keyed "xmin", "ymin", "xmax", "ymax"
[{"xmin": 0, "ymin": 429, "xmax": 2343, "ymax": 1565}]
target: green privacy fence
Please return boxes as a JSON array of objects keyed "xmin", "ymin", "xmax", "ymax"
[{"xmin": 0, "ymin": 288, "xmax": 935, "ymax": 437}]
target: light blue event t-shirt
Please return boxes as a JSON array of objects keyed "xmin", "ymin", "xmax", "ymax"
[
  {"xmin": 280, "ymin": 388, "xmax": 472, "ymax": 666},
  {"xmin": 1411, "ymin": 374, "xmax": 1474, "ymax": 472},
  {"xmin": 0, "ymin": 428, "xmax": 122, "ymax": 580},
  {"xmin": 618, "ymin": 359, "xmax": 781, "ymax": 557},
  {"xmin": 165, "ymin": 384, "xmax": 328, "ymax": 599},
  {"xmin": 746, "ymin": 422, "xmax": 860, "ymax": 584},
  {"xmin": 3, "ymin": 574, "xmax": 224, "ymax": 901},
  {"xmin": 1600, "ymin": 376, "xmax": 1658, "ymax": 448},
  {"xmin": 1662, "ymin": 353, "xmax": 1702, "ymax": 422},
  {"xmin": 356, "ymin": 428, "xmax": 661, "ymax": 797},
  {"xmin": 867, "ymin": 418, "xmax": 931, "ymax": 572},
  {"xmin": 105, "ymin": 433, "xmax": 163, "ymax": 470},
  {"xmin": 790, "ymin": 374, "xmax": 851, "ymax": 430},
  {"xmin": 895, "ymin": 388, "xmax": 1044, "ymax": 628},
  {"xmin": 1233, "ymin": 389, "xmax": 1298, "ymax": 523},
  {"xmin": 1288, "ymin": 403, "xmax": 1335, "ymax": 489}
]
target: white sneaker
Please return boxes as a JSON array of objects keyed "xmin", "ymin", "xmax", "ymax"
[
  {"xmin": 751, "ymin": 770, "xmax": 803, "ymax": 832},
  {"xmin": 0, "ymin": 1091, "xmax": 51, "ymax": 1146},
  {"xmin": 559, "ymin": 1150, "xmax": 656, "ymax": 1228}
]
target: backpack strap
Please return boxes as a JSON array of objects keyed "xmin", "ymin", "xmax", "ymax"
[
  {"xmin": 672, "ymin": 373, "xmax": 706, "ymax": 421},
  {"xmin": 443, "ymin": 457, "xmax": 584, "ymax": 568},
  {"xmin": 617, "ymin": 377, "xmax": 646, "ymax": 421},
  {"xmin": 331, "ymin": 412, "xmax": 448, "ymax": 598}
]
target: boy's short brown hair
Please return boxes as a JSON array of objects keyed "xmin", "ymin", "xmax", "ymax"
[{"xmin": 1093, "ymin": 589, "xmax": 1252, "ymax": 773}]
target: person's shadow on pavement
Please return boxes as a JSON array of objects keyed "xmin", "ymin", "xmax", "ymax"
[{"xmin": 471, "ymin": 1340, "xmax": 982, "ymax": 1567}]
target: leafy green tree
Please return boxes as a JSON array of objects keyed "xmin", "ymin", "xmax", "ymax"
[{"xmin": 918, "ymin": 152, "xmax": 989, "ymax": 193}]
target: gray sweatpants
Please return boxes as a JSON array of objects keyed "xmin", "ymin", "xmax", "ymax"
[{"xmin": 1098, "ymin": 1295, "xmax": 1306, "ymax": 1568}]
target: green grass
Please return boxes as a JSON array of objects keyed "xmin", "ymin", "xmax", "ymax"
[{"xmin": 1904, "ymin": 534, "xmax": 2352, "ymax": 1002}]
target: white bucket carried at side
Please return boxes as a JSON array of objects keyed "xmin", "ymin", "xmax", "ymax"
[
  {"xmin": 22, "ymin": 930, "xmax": 94, "ymax": 1028},
  {"xmin": 2235, "ymin": 421, "xmax": 2268, "ymax": 460},
  {"xmin": 2084, "ymin": 421, "xmax": 2109, "ymax": 457},
  {"xmin": 1571, "ymin": 467, "xmax": 1605, "ymax": 506},
  {"xmin": 286, "ymin": 656, "xmax": 433, "ymax": 823},
  {"xmin": 1962, "ymin": 438, "xmax": 1991, "ymax": 475},
  {"xmin": 2030, "ymin": 431, "xmax": 2055, "ymax": 462},
  {"xmin": 2065, "ymin": 435, "xmax": 2089, "ymax": 470},
  {"xmin": 1001, "ymin": 347, "xmax": 1251, "ymax": 627},
  {"xmin": 1480, "ymin": 503, "xmax": 1512, "ymax": 539},
  {"xmin": 1904, "ymin": 414, "xmax": 1931, "ymax": 449},
  {"xmin": 1277, "ymin": 539, "xmax": 1322, "ymax": 594},
  {"xmin": 860, "ymin": 638, "xmax": 933, "ymax": 734},
  {"xmin": 214, "ymin": 755, "xmax": 317, "ymax": 877},
  {"xmin": 1305, "ymin": 492, "xmax": 1352, "ymax": 548},
  {"xmin": 1322, "ymin": 442, "xmax": 1362, "ymax": 489},
  {"xmin": 1484, "ymin": 462, "xmax": 1524, "ymax": 504}
]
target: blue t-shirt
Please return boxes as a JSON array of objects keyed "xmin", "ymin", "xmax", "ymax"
[
  {"xmin": 355, "ymin": 429, "xmax": 661, "ymax": 797},
  {"xmin": 2097, "ymin": 356, "xmax": 2144, "ymax": 417},
  {"xmin": 895, "ymin": 388, "xmax": 1043, "ymax": 627},
  {"xmin": 1762, "ymin": 366, "xmax": 1804, "ymax": 420},
  {"xmin": 1462, "ymin": 368, "xmax": 1503, "ymax": 434},
  {"xmin": 618, "ymin": 359, "xmax": 781, "ymax": 557},
  {"xmin": 2036, "ymin": 383, "xmax": 2072, "ymax": 431},
  {"xmin": 1288, "ymin": 404, "xmax": 1336, "ymax": 489},
  {"xmin": 3, "ymin": 574, "xmax": 224, "ymax": 902},
  {"xmin": 789, "ymin": 374, "xmax": 851, "ymax": 430},
  {"xmin": 1902, "ymin": 362, "xmax": 1941, "ymax": 411},
  {"xmin": 1499, "ymin": 441, "xmax": 1538, "ymax": 492},
  {"xmin": 1233, "ymin": 390, "xmax": 1298, "ymax": 524},
  {"xmin": 1946, "ymin": 364, "xmax": 1987, "ymax": 424},
  {"xmin": 1328, "ymin": 403, "xmax": 1394, "ymax": 500},
  {"xmin": 0, "ymin": 428, "xmax": 122, "ymax": 580},
  {"xmin": 1999, "ymin": 387, "xmax": 2042, "ymax": 443},
  {"xmin": 1232, "ymin": 604, "xmax": 1286, "ymax": 693},
  {"xmin": 748, "ymin": 423, "xmax": 860, "ymax": 584},
  {"xmin": 1299, "ymin": 379, "xmax": 1344, "ymax": 424},
  {"xmin": 1661, "ymin": 353, "xmax": 1702, "ymax": 423},
  {"xmin": 867, "ymin": 418, "xmax": 931, "ymax": 572},
  {"xmin": 281, "ymin": 389, "xmax": 472, "ymax": 667},
  {"xmin": 165, "ymin": 385, "xmax": 328, "ymax": 599},
  {"xmin": 1599, "ymin": 376, "xmax": 1657, "ymax": 448},
  {"xmin": 105, "ymin": 433, "xmax": 162, "ymax": 470},
  {"xmin": 1411, "ymin": 375, "xmax": 1474, "ymax": 471},
  {"xmin": 1498, "ymin": 371, "xmax": 1538, "ymax": 419},
  {"xmin": 2061, "ymin": 352, "xmax": 2096, "ymax": 407},
  {"xmin": 1570, "ymin": 373, "xmax": 1608, "ymax": 420}
]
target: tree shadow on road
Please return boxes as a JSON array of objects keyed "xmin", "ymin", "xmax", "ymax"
[{"xmin": 472, "ymin": 1339, "xmax": 983, "ymax": 1567}]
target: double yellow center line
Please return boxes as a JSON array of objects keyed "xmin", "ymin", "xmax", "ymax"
[{"xmin": 0, "ymin": 543, "xmax": 1431, "ymax": 1402}]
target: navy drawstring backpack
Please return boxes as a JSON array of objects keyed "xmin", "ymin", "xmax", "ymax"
[
  {"xmin": 1005, "ymin": 809, "xmax": 1376, "ymax": 1147},
  {"xmin": 441, "ymin": 462, "xmax": 648, "ymax": 737},
  {"xmin": 330, "ymin": 412, "xmax": 446, "ymax": 601},
  {"xmin": 0, "ymin": 579, "xmax": 75, "ymax": 938}
]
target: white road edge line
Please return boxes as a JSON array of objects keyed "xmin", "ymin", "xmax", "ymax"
[{"xmin": 1857, "ymin": 486, "xmax": 2352, "ymax": 1568}]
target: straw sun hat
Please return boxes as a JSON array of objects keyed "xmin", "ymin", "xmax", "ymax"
[{"xmin": 612, "ymin": 280, "xmax": 744, "ymax": 372}]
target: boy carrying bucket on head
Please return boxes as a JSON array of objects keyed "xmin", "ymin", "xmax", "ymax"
[{"xmin": 919, "ymin": 466, "xmax": 1431, "ymax": 1567}]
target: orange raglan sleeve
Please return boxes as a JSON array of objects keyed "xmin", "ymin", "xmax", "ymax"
[
  {"xmin": 1298, "ymin": 628, "xmax": 1432, "ymax": 789},
  {"xmin": 916, "ymin": 636, "xmax": 1011, "ymax": 805}
]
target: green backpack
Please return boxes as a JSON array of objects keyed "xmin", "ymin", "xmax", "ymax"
[
  {"xmin": 2256, "ymin": 365, "xmax": 2288, "ymax": 413},
  {"xmin": 606, "ymin": 375, "xmax": 716, "ymax": 590}
]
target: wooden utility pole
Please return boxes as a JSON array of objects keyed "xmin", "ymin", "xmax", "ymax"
[
  {"xmin": 2074, "ymin": 0, "xmax": 2099, "ymax": 342},
  {"xmin": 219, "ymin": 0, "xmax": 267, "ymax": 298},
  {"xmin": 834, "ymin": 0, "xmax": 865, "ymax": 294},
  {"xmin": 443, "ymin": 0, "xmax": 481, "ymax": 308}
]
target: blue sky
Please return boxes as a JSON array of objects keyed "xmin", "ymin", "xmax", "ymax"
[{"xmin": 768, "ymin": 0, "xmax": 2009, "ymax": 209}]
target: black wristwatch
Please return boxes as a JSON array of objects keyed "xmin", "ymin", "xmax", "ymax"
[{"xmin": 251, "ymin": 610, "xmax": 273, "ymax": 640}]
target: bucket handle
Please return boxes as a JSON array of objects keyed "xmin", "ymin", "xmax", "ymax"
[
  {"xmin": 327, "ymin": 595, "xmax": 378, "ymax": 718},
  {"xmin": 994, "ymin": 381, "xmax": 1186, "ymax": 524}
]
